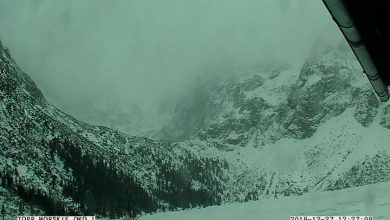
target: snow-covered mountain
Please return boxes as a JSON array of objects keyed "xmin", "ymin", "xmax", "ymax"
[
  {"xmin": 0, "ymin": 40, "xmax": 229, "ymax": 218},
  {"xmin": 162, "ymin": 46, "xmax": 379, "ymax": 145},
  {"xmin": 161, "ymin": 44, "xmax": 390, "ymax": 202},
  {"xmin": 1, "ymin": 38, "xmax": 390, "ymax": 219}
]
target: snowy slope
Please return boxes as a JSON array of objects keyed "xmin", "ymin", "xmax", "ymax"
[
  {"xmin": 140, "ymin": 180, "xmax": 390, "ymax": 220},
  {"xmin": 219, "ymin": 105, "xmax": 390, "ymax": 202}
]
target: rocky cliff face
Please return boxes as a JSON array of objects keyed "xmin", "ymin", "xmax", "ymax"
[
  {"xmin": 163, "ymin": 46, "xmax": 381, "ymax": 146},
  {"xmin": 162, "ymin": 45, "xmax": 390, "ymax": 201}
]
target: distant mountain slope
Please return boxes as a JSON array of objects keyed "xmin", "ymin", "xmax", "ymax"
[
  {"xmin": 64, "ymin": 101, "xmax": 148, "ymax": 137},
  {"xmin": 0, "ymin": 40, "xmax": 228, "ymax": 218}
]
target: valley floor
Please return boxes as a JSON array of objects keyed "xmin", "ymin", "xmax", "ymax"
[{"xmin": 140, "ymin": 180, "xmax": 390, "ymax": 220}]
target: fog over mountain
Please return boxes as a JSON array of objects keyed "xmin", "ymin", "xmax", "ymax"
[
  {"xmin": 2, "ymin": 35, "xmax": 390, "ymax": 218},
  {"xmin": 0, "ymin": 0, "xmax": 342, "ymax": 130},
  {"xmin": 3, "ymin": 1, "xmax": 390, "ymax": 219}
]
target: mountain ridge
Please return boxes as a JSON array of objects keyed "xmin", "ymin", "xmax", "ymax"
[
  {"xmin": 160, "ymin": 44, "xmax": 390, "ymax": 202},
  {"xmin": 1, "ymin": 41, "xmax": 229, "ymax": 218}
]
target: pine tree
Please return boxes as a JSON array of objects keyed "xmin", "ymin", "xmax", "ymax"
[
  {"xmin": 29, "ymin": 204, "xmax": 35, "ymax": 215},
  {"xmin": 19, "ymin": 201, "xmax": 25, "ymax": 215},
  {"xmin": 1, "ymin": 203, "xmax": 5, "ymax": 220}
]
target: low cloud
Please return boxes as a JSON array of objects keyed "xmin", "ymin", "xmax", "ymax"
[{"xmin": 0, "ymin": 0, "xmax": 343, "ymax": 125}]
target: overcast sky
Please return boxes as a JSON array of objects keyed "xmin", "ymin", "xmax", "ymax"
[{"xmin": 0, "ymin": 0, "xmax": 343, "ymax": 124}]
